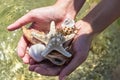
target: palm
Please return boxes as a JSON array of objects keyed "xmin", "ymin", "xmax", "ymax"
[
  {"xmin": 7, "ymin": 5, "xmax": 93, "ymax": 79},
  {"xmin": 7, "ymin": 5, "xmax": 76, "ymax": 76},
  {"xmin": 7, "ymin": 5, "xmax": 74, "ymax": 63},
  {"xmin": 24, "ymin": 6, "xmax": 66, "ymax": 32},
  {"xmin": 29, "ymin": 21, "xmax": 93, "ymax": 78}
]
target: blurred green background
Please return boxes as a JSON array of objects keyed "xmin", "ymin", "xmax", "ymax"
[{"xmin": 0, "ymin": 0, "xmax": 120, "ymax": 80}]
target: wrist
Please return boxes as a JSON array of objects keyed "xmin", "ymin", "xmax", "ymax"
[
  {"xmin": 76, "ymin": 20, "xmax": 94, "ymax": 36},
  {"xmin": 54, "ymin": 0, "xmax": 86, "ymax": 18},
  {"xmin": 81, "ymin": 0, "xmax": 120, "ymax": 35}
]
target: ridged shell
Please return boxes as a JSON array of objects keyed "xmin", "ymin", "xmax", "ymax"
[
  {"xmin": 29, "ymin": 44, "xmax": 46, "ymax": 62},
  {"xmin": 45, "ymin": 51, "xmax": 68, "ymax": 66},
  {"xmin": 22, "ymin": 27, "xmax": 48, "ymax": 45}
]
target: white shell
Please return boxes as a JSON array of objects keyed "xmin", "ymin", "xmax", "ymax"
[
  {"xmin": 29, "ymin": 44, "xmax": 46, "ymax": 62},
  {"xmin": 61, "ymin": 18, "xmax": 75, "ymax": 28}
]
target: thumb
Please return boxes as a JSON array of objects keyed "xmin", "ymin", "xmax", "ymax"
[
  {"xmin": 59, "ymin": 52, "xmax": 87, "ymax": 80},
  {"xmin": 7, "ymin": 12, "xmax": 33, "ymax": 31}
]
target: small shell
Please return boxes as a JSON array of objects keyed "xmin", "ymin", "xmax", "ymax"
[
  {"xmin": 61, "ymin": 18, "xmax": 75, "ymax": 28},
  {"xmin": 22, "ymin": 27, "xmax": 48, "ymax": 45},
  {"xmin": 29, "ymin": 44, "xmax": 46, "ymax": 62},
  {"xmin": 60, "ymin": 18, "xmax": 75, "ymax": 35}
]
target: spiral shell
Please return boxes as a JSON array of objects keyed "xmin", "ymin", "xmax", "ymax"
[
  {"xmin": 22, "ymin": 27, "xmax": 48, "ymax": 45},
  {"xmin": 29, "ymin": 44, "xmax": 46, "ymax": 62}
]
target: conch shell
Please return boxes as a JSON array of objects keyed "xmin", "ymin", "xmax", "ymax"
[{"xmin": 22, "ymin": 18, "xmax": 77, "ymax": 65}]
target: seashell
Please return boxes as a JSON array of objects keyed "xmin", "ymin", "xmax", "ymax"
[
  {"xmin": 45, "ymin": 50, "xmax": 69, "ymax": 66},
  {"xmin": 60, "ymin": 18, "xmax": 75, "ymax": 35},
  {"xmin": 29, "ymin": 43, "xmax": 46, "ymax": 62},
  {"xmin": 61, "ymin": 18, "xmax": 75, "ymax": 28},
  {"xmin": 22, "ymin": 20, "xmax": 76, "ymax": 66},
  {"xmin": 22, "ymin": 27, "xmax": 48, "ymax": 45},
  {"xmin": 29, "ymin": 44, "xmax": 69, "ymax": 65}
]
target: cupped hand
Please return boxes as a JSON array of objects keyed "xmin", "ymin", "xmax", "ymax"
[
  {"xmin": 7, "ymin": 5, "xmax": 74, "ymax": 64},
  {"xmin": 7, "ymin": 1, "xmax": 94, "ymax": 79},
  {"xmin": 28, "ymin": 20, "xmax": 94, "ymax": 80},
  {"xmin": 59, "ymin": 20, "xmax": 93, "ymax": 80}
]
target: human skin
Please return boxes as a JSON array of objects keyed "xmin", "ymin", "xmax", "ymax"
[
  {"xmin": 59, "ymin": 0, "xmax": 120, "ymax": 79},
  {"xmin": 7, "ymin": 0, "xmax": 85, "ymax": 63},
  {"xmin": 7, "ymin": 0, "xmax": 85, "ymax": 79},
  {"xmin": 29, "ymin": 0, "xmax": 120, "ymax": 80},
  {"xmin": 7, "ymin": 0, "xmax": 120, "ymax": 80}
]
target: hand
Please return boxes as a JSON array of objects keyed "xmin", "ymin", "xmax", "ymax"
[
  {"xmin": 7, "ymin": 5, "xmax": 75, "ymax": 64},
  {"xmin": 58, "ymin": 20, "xmax": 93, "ymax": 79},
  {"xmin": 7, "ymin": 1, "xmax": 88, "ymax": 79},
  {"xmin": 29, "ymin": 20, "xmax": 94, "ymax": 80}
]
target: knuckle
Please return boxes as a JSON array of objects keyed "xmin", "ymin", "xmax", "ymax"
[{"xmin": 28, "ymin": 9, "xmax": 37, "ymax": 19}]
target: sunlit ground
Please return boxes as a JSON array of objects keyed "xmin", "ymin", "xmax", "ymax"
[{"xmin": 0, "ymin": 0, "xmax": 120, "ymax": 80}]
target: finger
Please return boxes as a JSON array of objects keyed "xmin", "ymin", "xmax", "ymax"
[
  {"xmin": 59, "ymin": 52, "xmax": 88, "ymax": 80},
  {"xmin": 17, "ymin": 36, "xmax": 28, "ymax": 58},
  {"xmin": 34, "ymin": 65, "xmax": 61, "ymax": 76},
  {"xmin": 7, "ymin": 12, "xmax": 33, "ymax": 31},
  {"xmin": 29, "ymin": 61, "xmax": 63, "ymax": 76},
  {"xmin": 22, "ymin": 53, "xmax": 31, "ymax": 64},
  {"xmin": 29, "ymin": 64, "xmax": 39, "ymax": 71},
  {"xmin": 29, "ymin": 58, "xmax": 38, "ymax": 65},
  {"xmin": 59, "ymin": 36, "xmax": 90, "ymax": 80},
  {"xmin": 34, "ymin": 66, "xmax": 51, "ymax": 76},
  {"xmin": 29, "ymin": 64, "xmax": 55, "ymax": 76}
]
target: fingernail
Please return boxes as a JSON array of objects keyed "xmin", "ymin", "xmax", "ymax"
[
  {"xmin": 7, "ymin": 25, "xmax": 13, "ymax": 30},
  {"xmin": 22, "ymin": 54, "xmax": 30, "ymax": 64}
]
